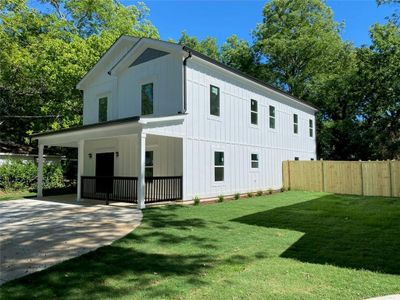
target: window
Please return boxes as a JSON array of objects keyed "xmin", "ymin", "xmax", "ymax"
[
  {"xmin": 210, "ymin": 85, "xmax": 220, "ymax": 116},
  {"xmin": 309, "ymin": 119, "xmax": 313, "ymax": 137},
  {"xmin": 141, "ymin": 83, "xmax": 153, "ymax": 115},
  {"xmin": 251, "ymin": 99, "xmax": 258, "ymax": 125},
  {"xmin": 293, "ymin": 114, "xmax": 298, "ymax": 134},
  {"xmin": 251, "ymin": 153, "xmax": 259, "ymax": 168},
  {"xmin": 294, "ymin": 157, "xmax": 299, "ymax": 161},
  {"xmin": 214, "ymin": 151, "xmax": 224, "ymax": 182},
  {"xmin": 98, "ymin": 97, "xmax": 108, "ymax": 122},
  {"xmin": 269, "ymin": 105, "xmax": 275, "ymax": 129},
  {"xmin": 145, "ymin": 151, "xmax": 153, "ymax": 177}
]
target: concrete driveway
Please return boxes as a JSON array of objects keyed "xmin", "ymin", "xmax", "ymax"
[{"xmin": 0, "ymin": 197, "xmax": 142, "ymax": 285}]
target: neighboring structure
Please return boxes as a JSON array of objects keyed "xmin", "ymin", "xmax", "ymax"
[
  {"xmin": 32, "ymin": 36, "xmax": 317, "ymax": 208},
  {"xmin": 0, "ymin": 140, "xmax": 63, "ymax": 165}
]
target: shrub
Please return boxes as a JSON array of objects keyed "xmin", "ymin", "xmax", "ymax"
[
  {"xmin": 0, "ymin": 159, "xmax": 65, "ymax": 192},
  {"xmin": 247, "ymin": 192, "xmax": 253, "ymax": 198},
  {"xmin": 257, "ymin": 190, "xmax": 263, "ymax": 196},
  {"xmin": 268, "ymin": 188, "xmax": 273, "ymax": 195},
  {"xmin": 218, "ymin": 194, "xmax": 224, "ymax": 202},
  {"xmin": 280, "ymin": 187, "xmax": 286, "ymax": 192},
  {"xmin": 234, "ymin": 192, "xmax": 240, "ymax": 200},
  {"xmin": 193, "ymin": 196, "xmax": 200, "ymax": 206}
]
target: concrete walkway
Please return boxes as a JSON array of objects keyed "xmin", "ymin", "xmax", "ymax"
[{"xmin": 0, "ymin": 197, "xmax": 142, "ymax": 285}]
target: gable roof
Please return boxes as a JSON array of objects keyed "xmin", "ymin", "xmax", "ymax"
[
  {"xmin": 183, "ymin": 46, "xmax": 318, "ymax": 111},
  {"xmin": 77, "ymin": 35, "xmax": 317, "ymax": 111}
]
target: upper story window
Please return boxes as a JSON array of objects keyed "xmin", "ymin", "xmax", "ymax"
[
  {"xmin": 145, "ymin": 150, "xmax": 154, "ymax": 177},
  {"xmin": 269, "ymin": 105, "xmax": 275, "ymax": 129},
  {"xmin": 251, "ymin": 153, "xmax": 259, "ymax": 168},
  {"xmin": 210, "ymin": 85, "xmax": 220, "ymax": 116},
  {"xmin": 293, "ymin": 114, "xmax": 298, "ymax": 134},
  {"xmin": 141, "ymin": 83, "xmax": 154, "ymax": 115},
  {"xmin": 214, "ymin": 151, "xmax": 224, "ymax": 182},
  {"xmin": 251, "ymin": 99, "xmax": 258, "ymax": 125},
  {"xmin": 309, "ymin": 119, "xmax": 314, "ymax": 137},
  {"xmin": 98, "ymin": 97, "xmax": 108, "ymax": 122}
]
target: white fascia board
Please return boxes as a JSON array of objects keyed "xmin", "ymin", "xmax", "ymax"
[
  {"xmin": 189, "ymin": 55, "xmax": 317, "ymax": 113},
  {"xmin": 139, "ymin": 114, "xmax": 186, "ymax": 128}
]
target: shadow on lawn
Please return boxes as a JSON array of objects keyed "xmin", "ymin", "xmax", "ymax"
[
  {"xmin": 232, "ymin": 194, "xmax": 400, "ymax": 275},
  {"xmin": 0, "ymin": 205, "xmax": 253, "ymax": 299}
]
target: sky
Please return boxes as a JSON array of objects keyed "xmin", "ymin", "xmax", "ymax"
[{"xmin": 29, "ymin": 0, "xmax": 398, "ymax": 47}]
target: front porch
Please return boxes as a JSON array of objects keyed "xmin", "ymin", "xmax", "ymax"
[
  {"xmin": 80, "ymin": 175, "xmax": 182, "ymax": 204},
  {"xmin": 31, "ymin": 115, "xmax": 185, "ymax": 208}
]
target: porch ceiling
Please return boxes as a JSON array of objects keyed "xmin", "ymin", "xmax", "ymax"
[{"xmin": 31, "ymin": 114, "xmax": 185, "ymax": 147}]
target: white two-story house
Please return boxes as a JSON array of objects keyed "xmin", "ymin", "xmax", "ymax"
[{"xmin": 32, "ymin": 36, "xmax": 317, "ymax": 208}]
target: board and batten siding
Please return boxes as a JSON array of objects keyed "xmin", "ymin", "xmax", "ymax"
[
  {"xmin": 83, "ymin": 135, "xmax": 182, "ymax": 177},
  {"xmin": 83, "ymin": 48, "xmax": 183, "ymax": 125},
  {"xmin": 148, "ymin": 58, "xmax": 316, "ymax": 200}
]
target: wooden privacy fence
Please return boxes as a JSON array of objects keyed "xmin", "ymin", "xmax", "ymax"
[{"xmin": 282, "ymin": 160, "xmax": 400, "ymax": 197}]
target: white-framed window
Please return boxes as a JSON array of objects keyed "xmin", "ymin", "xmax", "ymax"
[
  {"xmin": 210, "ymin": 85, "xmax": 220, "ymax": 117},
  {"xmin": 141, "ymin": 83, "xmax": 154, "ymax": 115},
  {"xmin": 309, "ymin": 119, "xmax": 313, "ymax": 137},
  {"xmin": 214, "ymin": 151, "xmax": 224, "ymax": 182},
  {"xmin": 251, "ymin": 153, "xmax": 259, "ymax": 168},
  {"xmin": 251, "ymin": 99, "xmax": 258, "ymax": 125},
  {"xmin": 293, "ymin": 114, "xmax": 298, "ymax": 134},
  {"xmin": 269, "ymin": 105, "xmax": 275, "ymax": 129},
  {"xmin": 145, "ymin": 150, "xmax": 154, "ymax": 177},
  {"xmin": 98, "ymin": 97, "xmax": 108, "ymax": 122}
]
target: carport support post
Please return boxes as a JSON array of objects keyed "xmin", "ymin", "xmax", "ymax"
[
  {"xmin": 37, "ymin": 144, "xmax": 44, "ymax": 198},
  {"xmin": 77, "ymin": 140, "xmax": 84, "ymax": 202},
  {"xmin": 137, "ymin": 131, "xmax": 146, "ymax": 209}
]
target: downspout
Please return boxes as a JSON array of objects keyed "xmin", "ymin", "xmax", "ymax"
[{"xmin": 182, "ymin": 47, "xmax": 192, "ymax": 113}]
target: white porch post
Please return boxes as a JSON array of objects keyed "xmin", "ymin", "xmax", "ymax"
[
  {"xmin": 37, "ymin": 144, "xmax": 44, "ymax": 198},
  {"xmin": 137, "ymin": 131, "xmax": 146, "ymax": 209},
  {"xmin": 76, "ymin": 140, "xmax": 84, "ymax": 201}
]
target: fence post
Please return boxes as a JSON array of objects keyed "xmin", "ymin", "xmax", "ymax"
[
  {"xmin": 360, "ymin": 160, "xmax": 364, "ymax": 196},
  {"xmin": 321, "ymin": 159, "xmax": 325, "ymax": 192},
  {"xmin": 389, "ymin": 160, "xmax": 393, "ymax": 197},
  {"xmin": 287, "ymin": 161, "xmax": 291, "ymax": 190}
]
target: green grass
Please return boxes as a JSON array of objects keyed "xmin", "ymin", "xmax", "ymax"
[
  {"xmin": 0, "ymin": 190, "xmax": 35, "ymax": 201},
  {"xmin": 1, "ymin": 191, "xmax": 400, "ymax": 299}
]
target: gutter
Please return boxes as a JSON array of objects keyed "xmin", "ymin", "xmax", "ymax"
[{"xmin": 182, "ymin": 49, "xmax": 192, "ymax": 113}]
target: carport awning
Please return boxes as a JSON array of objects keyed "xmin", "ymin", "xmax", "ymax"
[{"xmin": 31, "ymin": 114, "xmax": 186, "ymax": 147}]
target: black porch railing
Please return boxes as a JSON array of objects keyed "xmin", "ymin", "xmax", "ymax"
[
  {"xmin": 81, "ymin": 176, "xmax": 138, "ymax": 203},
  {"xmin": 81, "ymin": 176, "xmax": 182, "ymax": 204},
  {"xmin": 145, "ymin": 176, "xmax": 183, "ymax": 203}
]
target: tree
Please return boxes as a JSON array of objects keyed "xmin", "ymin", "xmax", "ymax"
[
  {"xmin": 0, "ymin": 0, "xmax": 158, "ymax": 144},
  {"xmin": 356, "ymin": 20, "xmax": 400, "ymax": 159},
  {"xmin": 253, "ymin": 0, "xmax": 344, "ymax": 99},
  {"xmin": 177, "ymin": 31, "xmax": 220, "ymax": 60},
  {"xmin": 220, "ymin": 35, "xmax": 258, "ymax": 76}
]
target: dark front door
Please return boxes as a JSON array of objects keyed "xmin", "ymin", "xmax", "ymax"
[{"xmin": 96, "ymin": 152, "xmax": 114, "ymax": 194}]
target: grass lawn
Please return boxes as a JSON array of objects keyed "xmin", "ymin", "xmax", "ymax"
[
  {"xmin": 0, "ymin": 190, "xmax": 35, "ymax": 201},
  {"xmin": 1, "ymin": 191, "xmax": 399, "ymax": 299}
]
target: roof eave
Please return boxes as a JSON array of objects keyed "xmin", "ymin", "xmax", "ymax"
[{"xmin": 182, "ymin": 46, "xmax": 318, "ymax": 112}]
